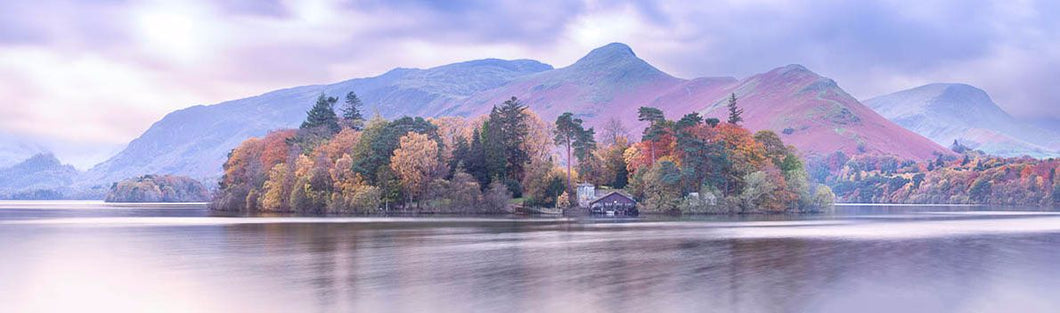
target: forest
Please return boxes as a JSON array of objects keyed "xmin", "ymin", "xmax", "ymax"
[
  {"xmin": 810, "ymin": 145, "xmax": 1060, "ymax": 206},
  {"xmin": 211, "ymin": 92, "xmax": 835, "ymax": 214}
]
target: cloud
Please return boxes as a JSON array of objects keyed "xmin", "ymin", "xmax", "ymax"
[
  {"xmin": 586, "ymin": 0, "xmax": 1058, "ymax": 118},
  {"xmin": 0, "ymin": 0, "xmax": 1057, "ymax": 166}
]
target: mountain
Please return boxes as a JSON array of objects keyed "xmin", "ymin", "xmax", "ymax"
[
  {"xmin": 456, "ymin": 45, "xmax": 946, "ymax": 160},
  {"xmin": 0, "ymin": 132, "xmax": 48, "ymax": 168},
  {"xmin": 0, "ymin": 153, "xmax": 80, "ymax": 199},
  {"xmin": 685, "ymin": 65, "xmax": 948, "ymax": 160},
  {"xmin": 80, "ymin": 58, "xmax": 554, "ymax": 186},
  {"xmin": 865, "ymin": 83, "xmax": 1060, "ymax": 158},
  {"xmin": 84, "ymin": 43, "xmax": 949, "ymax": 187}
]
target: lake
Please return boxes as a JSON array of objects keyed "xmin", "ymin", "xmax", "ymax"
[{"xmin": 2, "ymin": 201, "xmax": 1059, "ymax": 313}]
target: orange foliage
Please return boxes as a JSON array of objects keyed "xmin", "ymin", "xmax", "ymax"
[
  {"xmin": 320, "ymin": 128, "xmax": 360, "ymax": 161},
  {"xmin": 624, "ymin": 133, "xmax": 675, "ymax": 173},
  {"xmin": 715, "ymin": 123, "xmax": 766, "ymax": 173},
  {"xmin": 223, "ymin": 137, "xmax": 263, "ymax": 188},
  {"xmin": 259, "ymin": 130, "xmax": 297, "ymax": 170}
]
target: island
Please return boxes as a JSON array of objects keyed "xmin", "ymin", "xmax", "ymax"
[{"xmin": 105, "ymin": 174, "xmax": 210, "ymax": 203}]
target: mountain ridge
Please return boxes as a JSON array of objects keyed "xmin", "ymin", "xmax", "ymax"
[
  {"xmin": 80, "ymin": 43, "xmax": 950, "ymax": 187},
  {"xmin": 865, "ymin": 83, "xmax": 1060, "ymax": 158}
]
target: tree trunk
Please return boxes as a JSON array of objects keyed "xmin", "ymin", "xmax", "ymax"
[
  {"xmin": 566, "ymin": 139, "xmax": 573, "ymax": 196},
  {"xmin": 650, "ymin": 140, "xmax": 656, "ymax": 162}
]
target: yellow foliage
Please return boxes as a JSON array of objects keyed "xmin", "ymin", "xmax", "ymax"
[
  {"xmin": 390, "ymin": 132, "xmax": 442, "ymax": 202},
  {"xmin": 261, "ymin": 163, "xmax": 288, "ymax": 211}
]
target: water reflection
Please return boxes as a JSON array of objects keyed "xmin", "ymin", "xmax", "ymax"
[{"xmin": 1, "ymin": 203, "xmax": 1059, "ymax": 312}]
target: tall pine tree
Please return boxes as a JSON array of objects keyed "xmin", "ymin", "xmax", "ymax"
[
  {"xmin": 301, "ymin": 94, "xmax": 341, "ymax": 135},
  {"xmin": 726, "ymin": 93, "xmax": 743, "ymax": 125},
  {"xmin": 638, "ymin": 106, "xmax": 666, "ymax": 161},
  {"xmin": 554, "ymin": 112, "xmax": 592, "ymax": 193},
  {"xmin": 342, "ymin": 91, "xmax": 364, "ymax": 130}
]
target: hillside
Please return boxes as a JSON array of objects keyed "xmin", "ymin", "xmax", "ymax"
[
  {"xmin": 455, "ymin": 44, "xmax": 947, "ymax": 160},
  {"xmin": 865, "ymin": 83, "xmax": 1060, "ymax": 158},
  {"xmin": 80, "ymin": 59, "xmax": 553, "ymax": 187},
  {"xmin": 0, "ymin": 153, "xmax": 80, "ymax": 199},
  {"xmin": 82, "ymin": 43, "xmax": 949, "ymax": 187}
]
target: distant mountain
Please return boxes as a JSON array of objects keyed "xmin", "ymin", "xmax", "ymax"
[
  {"xmin": 865, "ymin": 83, "xmax": 1060, "ymax": 158},
  {"xmin": 83, "ymin": 43, "xmax": 950, "ymax": 187},
  {"xmin": 80, "ymin": 58, "xmax": 553, "ymax": 186},
  {"xmin": 0, "ymin": 132, "xmax": 48, "ymax": 168},
  {"xmin": 0, "ymin": 153, "xmax": 80, "ymax": 199}
]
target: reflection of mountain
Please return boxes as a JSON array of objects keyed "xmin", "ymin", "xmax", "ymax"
[
  {"xmin": 866, "ymin": 83, "xmax": 1060, "ymax": 158},
  {"xmin": 83, "ymin": 43, "xmax": 947, "ymax": 187}
]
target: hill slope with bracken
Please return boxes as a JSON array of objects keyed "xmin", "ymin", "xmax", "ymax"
[
  {"xmin": 452, "ymin": 43, "xmax": 948, "ymax": 161},
  {"xmin": 865, "ymin": 83, "xmax": 1060, "ymax": 158},
  {"xmin": 684, "ymin": 65, "xmax": 949, "ymax": 161},
  {"xmin": 81, "ymin": 42, "xmax": 949, "ymax": 187}
]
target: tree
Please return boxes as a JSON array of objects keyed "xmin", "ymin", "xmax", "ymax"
[
  {"xmin": 601, "ymin": 117, "xmax": 629, "ymax": 145},
  {"xmin": 301, "ymin": 94, "xmax": 341, "ymax": 135},
  {"xmin": 352, "ymin": 116, "xmax": 440, "ymax": 185},
  {"xmin": 726, "ymin": 93, "xmax": 743, "ymax": 125},
  {"xmin": 342, "ymin": 91, "xmax": 365, "ymax": 130},
  {"xmin": 483, "ymin": 180, "xmax": 512, "ymax": 212},
  {"xmin": 390, "ymin": 132, "xmax": 443, "ymax": 207},
  {"xmin": 496, "ymin": 97, "xmax": 531, "ymax": 183},
  {"xmin": 638, "ymin": 107, "xmax": 667, "ymax": 161},
  {"xmin": 446, "ymin": 169, "xmax": 483, "ymax": 212},
  {"xmin": 601, "ymin": 137, "xmax": 631, "ymax": 188},
  {"xmin": 642, "ymin": 160, "xmax": 683, "ymax": 212},
  {"xmin": 554, "ymin": 112, "xmax": 594, "ymax": 193},
  {"xmin": 261, "ymin": 163, "xmax": 289, "ymax": 211},
  {"xmin": 969, "ymin": 178, "xmax": 992, "ymax": 203},
  {"xmin": 811, "ymin": 185, "xmax": 835, "ymax": 209}
]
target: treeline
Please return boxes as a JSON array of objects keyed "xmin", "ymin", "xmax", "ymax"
[
  {"xmin": 212, "ymin": 92, "xmax": 835, "ymax": 214},
  {"xmin": 621, "ymin": 103, "xmax": 834, "ymax": 213},
  {"xmin": 810, "ymin": 148, "xmax": 1060, "ymax": 206}
]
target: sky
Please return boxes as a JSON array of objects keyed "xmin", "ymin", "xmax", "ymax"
[{"xmin": 1, "ymin": 0, "xmax": 1057, "ymax": 168}]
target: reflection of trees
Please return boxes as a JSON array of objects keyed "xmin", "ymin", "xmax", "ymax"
[{"xmin": 211, "ymin": 220, "xmax": 1009, "ymax": 312}]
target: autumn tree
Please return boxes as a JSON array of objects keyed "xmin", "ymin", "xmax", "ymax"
[
  {"xmin": 261, "ymin": 163, "xmax": 289, "ymax": 211},
  {"xmin": 638, "ymin": 106, "xmax": 667, "ymax": 162},
  {"xmin": 391, "ymin": 132, "xmax": 443, "ymax": 207},
  {"xmin": 353, "ymin": 116, "xmax": 440, "ymax": 186}
]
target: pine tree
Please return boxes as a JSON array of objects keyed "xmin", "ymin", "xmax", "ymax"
[
  {"xmin": 554, "ymin": 112, "xmax": 594, "ymax": 192},
  {"xmin": 301, "ymin": 94, "xmax": 341, "ymax": 135},
  {"xmin": 342, "ymin": 91, "xmax": 364, "ymax": 129},
  {"xmin": 726, "ymin": 93, "xmax": 743, "ymax": 125},
  {"xmin": 638, "ymin": 107, "xmax": 666, "ymax": 161}
]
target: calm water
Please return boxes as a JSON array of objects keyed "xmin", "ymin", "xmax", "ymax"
[{"xmin": 2, "ymin": 201, "xmax": 1060, "ymax": 313}]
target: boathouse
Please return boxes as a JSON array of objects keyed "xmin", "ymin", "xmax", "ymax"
[{"xmin": 589, "ymin": 191, "xmax": 638, "ymax": 216}]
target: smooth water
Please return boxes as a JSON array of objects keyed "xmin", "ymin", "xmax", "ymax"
[{"xmin": 2, "ymin": 201, "xmax": 1060, "ymax": 313}]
